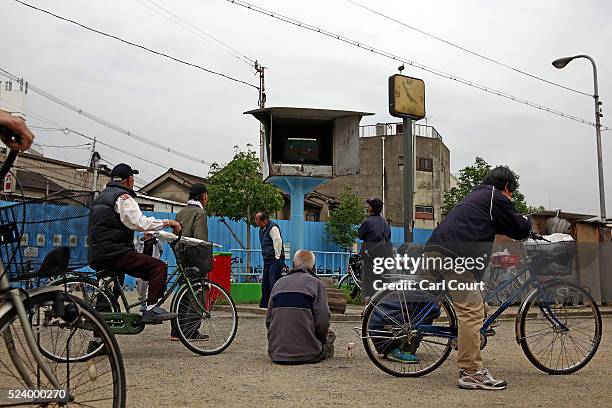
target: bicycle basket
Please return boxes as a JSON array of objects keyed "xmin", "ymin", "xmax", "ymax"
[
  {"xmin": 525, "ymin": 241, "xmax": 576, "ymax": 276},
  {"xmin": 0, "ymin": 190, "xmax": 93, "ymax": 281},
  {"xmin": 174, "ymin": 241, "xmax": 213, "ymax": 279}
]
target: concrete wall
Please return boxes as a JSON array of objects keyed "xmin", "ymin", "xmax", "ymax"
[{"xmin": 317, "ymin": 133, "xmax": 450, "ymax": 228}]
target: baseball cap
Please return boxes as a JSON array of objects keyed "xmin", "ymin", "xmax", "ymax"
[
  {"xmin": 189, "ymin": 183, "xmax": 207, "ymax": 196},
  {"xmin": 110, "ymin": 163, "xmax": 139, "ymax": 180}
]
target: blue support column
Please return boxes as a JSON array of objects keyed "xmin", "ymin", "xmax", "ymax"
[{"xmin": 267, "ymin": 176, "xmax": 327, "ymax": 257}]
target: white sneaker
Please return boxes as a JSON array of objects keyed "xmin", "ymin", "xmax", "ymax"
[{"xmin": 458, "ymin": 368, "xmax": 507, "ymax": 390}]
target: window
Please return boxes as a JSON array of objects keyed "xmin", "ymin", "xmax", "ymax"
[
  {"xmin": 417, "ymin": 157, "xmax": 433, "ymax": 171},
  {"xmin": 305, "ymin": 211, "xmax": 320, "ymax": 222},
  {"xmin": 415, "ymin": 205, "xmax": 434, "ymax": 220},
  {"xmin": 398, "ymin": 155, "xmax": 403, "ymax": 166}
]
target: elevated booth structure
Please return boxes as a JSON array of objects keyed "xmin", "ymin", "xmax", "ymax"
[{"xmin": 245, "ymin": 107, "xmax": 373, "ymax": 255}]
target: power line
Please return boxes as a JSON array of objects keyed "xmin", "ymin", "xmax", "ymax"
[
  {"xmin": 12, "ymin": 0, "xmax": 259, "ymax": 90},
  {"xmin": 0, "ymin": 96, "xmax": 173, "ymax": 170},
  {"xmin": 34, "ymin": 142, "xmax": 92, "ymax": 149},
  {"xmin": 0, "ymin": 67, "xmax": 214, "ymax": 166},
  {"xmin": 136, "ymin": 0, "xmax": 256, "ymax": 67},
  {"xmin": 224, "ymin": 0, "xmax": 609, "ymax": 129},
  {"xmin": 344, "ymin": 0, "xmax": 590, "ymax": 97}
]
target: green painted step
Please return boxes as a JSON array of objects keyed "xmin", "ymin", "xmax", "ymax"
[{"xmin": 231, "ymin": 282, "xmax": 261, "ymax": 304}]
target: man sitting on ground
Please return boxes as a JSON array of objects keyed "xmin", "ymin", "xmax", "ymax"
[{"xmin": 266, "ymin": 249, "xmax": 335, "ymax": 364}]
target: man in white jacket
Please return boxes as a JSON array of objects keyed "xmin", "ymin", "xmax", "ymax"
[{"xmin": 89, "ymin": 163, "xmax": 181, "ymax": 323}]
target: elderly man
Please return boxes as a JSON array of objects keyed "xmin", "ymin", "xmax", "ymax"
[
  {"xmin": 266, "ymin": 249, "xmax": 335, "ymax": 364},
  {"xmin": 89, "ymin": 163, "xmax": 181, "ymax": 323},
  {"xmin": 255, "ymin": 211, "xmax": 285, "ymax": 308}
]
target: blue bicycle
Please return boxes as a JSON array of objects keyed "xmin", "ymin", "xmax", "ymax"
[{"xmin": 361, "ymin": 235, "xmax": 602, "ymax": 377}]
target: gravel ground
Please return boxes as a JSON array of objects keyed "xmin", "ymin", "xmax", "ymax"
[{"xmin": 118, "ymin": 314, "xmax": 611, "ymax": 407}]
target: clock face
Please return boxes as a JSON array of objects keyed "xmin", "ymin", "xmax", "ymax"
[{"xmin": 389, "ymin": 75, "xmax": 425, "ymax": 119}]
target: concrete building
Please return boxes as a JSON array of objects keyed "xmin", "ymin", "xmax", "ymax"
[
  {"xmin": 276, "ymin": 190, "xmax": 339, "ymax": 222},
  {"xmin": 0, "ymin": 79, "xmax": 28, "ymax": 119},
  {"xmin": 317, "ymin": 122, "xmax": 451, "ymax": 229}
]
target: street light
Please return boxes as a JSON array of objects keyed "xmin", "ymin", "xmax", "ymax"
[{"xmin": 552, "ymin": 55, "xmax": 606, "ymax": 222}]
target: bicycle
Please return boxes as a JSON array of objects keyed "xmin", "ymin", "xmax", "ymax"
[
  {"xmin": 485, "ymin": 250, "xmax": 529, "ymax": 305},
  {"xmin": 337, "ymin": 253, "xmax": 362, "ymax": 300},
  {"xmin": 0, "ymin": 125, "xmax": 126, "ymax": 407},
  {"xmin": 52, "ymin": 231, "xmax": 238, "ymax": 356},
  {"xmin": 360, "ymin": 234, "xmax": 602, "ymax": 377}
]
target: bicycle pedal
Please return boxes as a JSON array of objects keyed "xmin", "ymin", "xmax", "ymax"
[{"xmin": 485, "ymin": 328, "xmax": 496, "ymax": 337}]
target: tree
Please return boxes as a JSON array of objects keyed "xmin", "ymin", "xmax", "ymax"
[
  {"xmin": 325, "ymin": 185, "xmax": 366, "ymax": 251},
  {"xmin": 442, "ymin": 156, "xmax": 542, "ymax": 217},
  {"xmin": 206, "ymin": 145, "xmax": 284, "ymax": 268}
]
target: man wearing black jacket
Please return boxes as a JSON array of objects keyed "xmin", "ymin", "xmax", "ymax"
[
  {"xmin": 426, "ymin": 166, "xmax": 531, "ymax": 390},
  {"xmin": 358, "ymin": 198, "xmax": 392, "ymax": 300}
]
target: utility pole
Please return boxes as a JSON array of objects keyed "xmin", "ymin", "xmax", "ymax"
[
  {"xmin": 90, "ymin": 138, "xmax": 100, "ymax": 197},
  {"xmin": 255, "ymin": 60, "xmax": 266, "ymax": 109},
  {"xmin": 255, "ymin": 60, "xmax": 266, "ymax": 164}
]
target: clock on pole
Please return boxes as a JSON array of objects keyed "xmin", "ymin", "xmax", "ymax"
[
  {"xmin": 389, "ymin": 74, "xmax": 425, "ymax": 120},
  {"xmin": 388, "ymin": 73, "xmax": 426, "ymax": 242}
]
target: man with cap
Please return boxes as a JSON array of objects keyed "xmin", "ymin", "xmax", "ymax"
[
  {"xmin": 170, "ymin": 183, "xmax": 209, "ymax": 340},
  {"xmin": 89, "ymin": 163, "xmax": 182, "ymax": 323},
  {"xmin": 358, "ymin": 197, "xmax": 392, "ymax": 298}
]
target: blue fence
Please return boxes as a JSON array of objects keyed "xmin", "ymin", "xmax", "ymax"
[{"xmin": 1, "ymin": 200, "xmax": 432, "ymax": 286}]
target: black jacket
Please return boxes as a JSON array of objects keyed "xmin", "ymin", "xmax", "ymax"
[
  {"xmin": 260, "ymin": 221, "xmax": 284, "ymax": 262},
  {"xmin": 88, "ymin": 182, "xmax": 137, "ymax": 265},
  {"xmin": 426, "ymin": 185, "xmax": 531, "ymax": 268},
  {"xmin": 358, "ymin": 215, "xmax": 391, "ymax": 243}
]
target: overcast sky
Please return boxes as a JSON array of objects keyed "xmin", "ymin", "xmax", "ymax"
[{"xmin": 1, "ymin": 0, "xmax": 610, "ymax": 214}]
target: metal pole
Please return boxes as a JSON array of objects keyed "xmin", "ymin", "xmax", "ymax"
[
  {"xmin": 582, "ymin": 55, "xmax": 607, "ymax": 222},
  {"xmin": 403, "ymin": 118, "xmax": 413, "ymax": 242}
]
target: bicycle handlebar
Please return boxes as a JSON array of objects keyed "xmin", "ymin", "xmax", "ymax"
[
  {"xmin": 529, "ymin": 231, "xmax": 550, "ymax": 243},
  {"xmin": 0, "ymin": 124, "xmax": 21, "ymax": 181}
]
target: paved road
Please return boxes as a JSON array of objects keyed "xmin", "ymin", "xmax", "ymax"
[{"xmin": 118, "ymin": 315, "xmax": 610, "ymax": 407}]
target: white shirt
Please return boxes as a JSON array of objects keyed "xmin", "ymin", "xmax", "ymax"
[
  {"xmin": 186, "ymin": 199, "xmax": 203, "ymax": 208},
  {"xmin": 269, "ymin": 225, "xmax": 283, "ymax": 259},
  {"xmin": 114, "ymin": 194, "xmax": 167, "ymax": 232}
]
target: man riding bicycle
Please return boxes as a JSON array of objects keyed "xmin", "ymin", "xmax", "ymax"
[
  {"xmin": 88, "ymin": 163, "xmax": 182, "ymax": 323},
  {"xmin": 426, "ymin": 166, "xmax": 531, "ymax": 390}
]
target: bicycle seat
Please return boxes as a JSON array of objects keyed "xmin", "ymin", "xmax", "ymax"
[{"xmin": 22, "ymin": 246, "xmax": 71, "ymax": 280}]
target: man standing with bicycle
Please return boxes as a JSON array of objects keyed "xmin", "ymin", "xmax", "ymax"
[
  {"xmin": 426, "ymin": 166, "xmax": 531, "ymax": 390},
  {"xmin": 89, "ymin": 163, "xmax": 182, "ymax": 323},
  {"xmin": 170, "ymin": 182, "xmax": 209, "ymax": 341}
]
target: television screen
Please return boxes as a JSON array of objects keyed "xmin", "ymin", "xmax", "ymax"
[{"xmin": 283, "ymin": 138, "xmax": 320, "ymax": 163}]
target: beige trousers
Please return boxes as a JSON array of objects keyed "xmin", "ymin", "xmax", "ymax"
[{"xmin": 426, "ymin": 252, "xmax": 486, "ymax": 372}]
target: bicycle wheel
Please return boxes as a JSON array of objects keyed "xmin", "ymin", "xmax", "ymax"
[
  {"xmin": 171, "ymin": 279, "xmax": 238, "ymax": 356},
  {"xmin": 0, "ymin": 290, "xmax": 126, "ymax": 407},
  {"xmin": 337, "ymin": 274, "xmax": 353, "ymax": 289},
  {"xmin": 519, "ymin": 280, "xmax": 602, "ymax": 374},
  {"xmin": 362, "ymin": 288, "xmax": 456, "ymax": 377}
]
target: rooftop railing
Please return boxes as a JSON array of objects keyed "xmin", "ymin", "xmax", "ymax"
[{"xmin": 360, "ymin": 122, "xmax": 442, "ymax": 140}]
